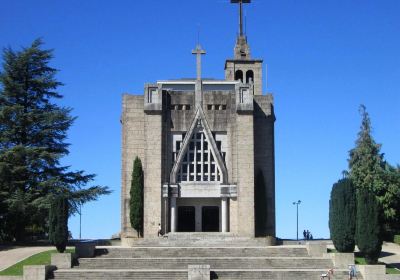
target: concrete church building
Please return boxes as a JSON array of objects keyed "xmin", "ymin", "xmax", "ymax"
[{"xmin": 121, "ymin": 0, "xmax": 275, "ymax": 242}]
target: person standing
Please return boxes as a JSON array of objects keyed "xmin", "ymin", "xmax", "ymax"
[
  {"xmin": 348, "ymin": 264, "xmax": 358, "ymax": 280},
  {"xmin": 158, "ymin": 223, "xmax": 163, "ymax": 237}
]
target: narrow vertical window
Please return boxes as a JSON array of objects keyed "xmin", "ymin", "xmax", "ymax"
[
  {"xmin": 148, "ymin": 87, "xmax": 157, "ymax": 103},
  {"xmin": 240, "ymin": 88, "xmax": 248, "ymax": 104}
]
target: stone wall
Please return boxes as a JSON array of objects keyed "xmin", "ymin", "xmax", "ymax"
[
  {"xmin": 254, "ymin": 95, "xmax": 276, "ymax": 237},
  {"xmin": 122, "ymin": 87, "xmax": 276, "ymax": 239},
  {"xmin": 169, "ymin": 91, "xmax": 195, "ymax": 132},
  {"xmin": 234, "ymin": 113, "xmax": 255, "ymax": 237},
  {"xmin": 143, "ymin": 113, "xmax": 163, "ymax": 237},
  {"xmin": 121, "ymin": 94, "xmax": 144, "ymax": 238}
]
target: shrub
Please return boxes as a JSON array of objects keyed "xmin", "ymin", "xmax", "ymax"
[
  {"xmin": 356, "ymin": 188, "xmax": 382, "ymax": 264},
  {"xmin": 394, "ymin": 235, "xmax": 400, "ymax": 245},
  {"xmin": 329, "ymin": 178, "xmax": 356, "ymax": 252}
]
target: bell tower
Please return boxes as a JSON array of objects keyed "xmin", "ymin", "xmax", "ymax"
[{"xmin": 225, "ymin": 0, "xmax": 263, "ymax": 95}]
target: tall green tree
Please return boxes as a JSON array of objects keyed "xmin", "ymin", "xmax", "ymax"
[
  {"xmin": 329, "ymin": 178, "xmax": 356, "ymax": 252},
  {"xmin": 49, "ymin": 195, "xmax": 69, "ymax": 253},
  {"xmin": 349, "ymin": 105, "xmax": 400, "ymax": 236},
  {"xmin": 0, "ymin": 39, "xmax": 110, "ymax": 241},
  {"xmin": 130, "ymin": 157, "xmax": 143, "ymax": 237},
  {"xmin": 349, "ymin": 105, "xmax": 385, "ymax": 193},
  {"xmin": 356, "ymin": 188, "xmax": 382, "ymax": 264},
  {"xmin": 381, "ymin": 163, "xmax": 400, "ymax": 234}
]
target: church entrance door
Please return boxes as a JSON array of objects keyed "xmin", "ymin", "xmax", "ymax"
[
  {"xmin": 178, "ymin": 206, "xmax": 195, "ymax": 232},
  {"xmin": 202, "ymin": 206, "xmax": 219, "ymax": 232}
]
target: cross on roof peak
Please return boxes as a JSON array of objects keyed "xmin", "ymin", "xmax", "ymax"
[
  {"xmin": 192, "ymin": 44, "xmax": 206, "ymax": 80},
  {"xmin": 231, "ymin": 0, "xmax": 251, "ymax": 37}
]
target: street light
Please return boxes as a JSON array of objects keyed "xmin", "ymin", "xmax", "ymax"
[
  {"xmin": 79, "ymin": 203, "xmax": 82, "ymax": 240},
  {"xmin": 293, "ymin": 200, "xmax": 301, "ymax": 241}
]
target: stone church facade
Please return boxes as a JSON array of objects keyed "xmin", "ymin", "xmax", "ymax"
[{"xmin": 121, "ymin": 1, "xmax": 275, "ymax": 241}]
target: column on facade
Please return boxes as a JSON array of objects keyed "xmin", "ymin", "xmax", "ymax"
[
  {"xmin": 170, "ymin": 197, "xmax": 177, "ymax": 232},
  {"xmin": 195, "ymin": 205, "xmax": 202, "ymax": 232},
  {"xmin": 221, "ymin": 197, "xmax": 228, "ymax": 232}
]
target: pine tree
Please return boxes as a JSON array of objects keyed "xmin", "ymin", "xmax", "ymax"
[
  {"xmin": 356, "ymin": 188, "xmax": 382, "ymax": 264},
  {"xmin": 49, "ymin": 195, "xmax": 69, "ymax": 253},
  {"xmin": 0, "ymin": 39, "xmax": 110, "ymax": 241},
  {"xmin": 349, "ymin": 105, "xmax": 385, "ymax": 194},
  {"xmin": 329, "ymin": 178, "xmax": 356, "ymax": 252},
  {"xmin": 130, "ymin": 157, "xmax": 143, "ymax": 237},
  {"xmin": 349, "ymin": 105, "xmax": 400, "ymax": 237}
]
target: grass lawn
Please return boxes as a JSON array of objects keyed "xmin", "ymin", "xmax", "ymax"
[
  {"xmin": 0, "ymin": 248, "xmax": 74, "ymax": 276},
  {"xmin": 355, "ymin": 254, "xmax": 400, "ymax": 274},
  {"xmin": 387, "ymin": 267, "xmax": 400, "ymax": 274}
]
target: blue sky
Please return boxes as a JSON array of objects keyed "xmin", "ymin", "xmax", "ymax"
[{"xmin": 1, "ymin": 0, "xmax": 399, "ymax": 239}]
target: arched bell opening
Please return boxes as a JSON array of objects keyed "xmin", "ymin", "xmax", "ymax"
[
  {"xmin": 246, "ymin": 70, "xmax": 254, "ymax": 84},
  {"xmin": 235, "ymin": 70, "xmax": 243, "ymax": 82}
]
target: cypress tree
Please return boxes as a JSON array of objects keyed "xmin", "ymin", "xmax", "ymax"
[
  {"xmin": 49, "ymin": 195, "xmax": 69, "ymax": 253},
  {"xmin": 356, "ymin": 188, "xmax": 382, "ymax": 264},
  {"xmin": 0, "ymin": 39, "xmax": 110, "ymax": 241},
  {"xmin": 329, "ymin": 178, "xmax": 356, "ymax": 252},
  {"xmin": 130, "ymin": 157, "xmax": 143, "ymax": 237}
]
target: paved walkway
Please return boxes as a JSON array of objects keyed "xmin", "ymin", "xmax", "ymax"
[
  {"xmin": 0, "ymin": 246, "xmax": 55, "ymax": 272},
  {"xmin": 380, "ymin": 242, "xmax": 400, "ymax": 269}
]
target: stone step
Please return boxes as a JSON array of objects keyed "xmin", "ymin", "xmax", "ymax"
[
  {"xmin": 95, "ymin": 246, "xmax": 309, "ymax": 258},
  {"xmin": 52, "ymin": 268, "xmax": 354, "ymax": 280},
  {"xmin": 126, "ymin": 235, "xmax": 275, "ymax": 247},
  {"xmin": 52, "ymin": 269, "xmax": 187, "ymax": 280},
  {"xmin": 211, "ymin": 269, "xmax": 353, "ymax": 280},
  {"xmin": 166, "ymin": 232, "xmax": 237, "ymax": 239},
  {"xmin": 78, "ymin": 257, "xmax": 333, "ymax": 269}
]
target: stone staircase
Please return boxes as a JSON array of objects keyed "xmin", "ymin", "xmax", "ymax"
[
  {"xmin": 94, "ymin": 246, "xmax": 310, "ymax": 258},
  {"xmin": 78, "ymin": 256, "xmax": 333, "ymax": 270},
  {"xmin": 51, "ymin": 237, "xmax": 353, "ymax": 280}
]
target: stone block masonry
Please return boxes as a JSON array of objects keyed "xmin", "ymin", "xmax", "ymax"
[
  {"xmin": 23, "ymin": 266, "xmax": 54, "ymax": 280},
  {"xmin": 143, "ymin": 113, "xmax": 162, "ymax": 237},
  {"xmin": 121, "ymin": 95, "xmax": 144, "ymax": 239},
  {"xmin": 188, "ymin": 265, "xmax": 210, "ymax": 280},
  {"xmin": 234, "ymin": 114, "xmax": 255, "ymax": 237},
  {"xmin": 254, "ymin": 95, "xmax": 276, "ymax": 237},
  {"xmin": 50, "ymin": 253, "xmax": 71, "ymax": 269}
]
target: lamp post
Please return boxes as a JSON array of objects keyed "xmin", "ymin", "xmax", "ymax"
[
  {"xmin": 293, "ymin": 200, "xmax": 301, "ymax": 240},
  {"xmin": 79, "ymin": 203, "xmax": 82, "ymax": 240}
]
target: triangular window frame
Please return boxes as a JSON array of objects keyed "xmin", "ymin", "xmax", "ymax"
[{"xmin": 170, "ymin": 107, "xmax": 228, "ymax": 184}]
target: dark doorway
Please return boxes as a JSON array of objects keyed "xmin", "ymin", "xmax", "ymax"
[
  {"xmin": 178, "ymin": 206, "xmax": 195, "ymax": 232},
  {"xmin": 202, "ymin": 206, "xmax": 219, "ymax": 232}
]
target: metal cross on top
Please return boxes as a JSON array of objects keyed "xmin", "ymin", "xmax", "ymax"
[
  {"xmin": 231, "ymin": 0, "xmax": 251, "ymax": 36},
  {"xmin": 192, "ymin": 44, "xmax": 206, "ymax": 81}
]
